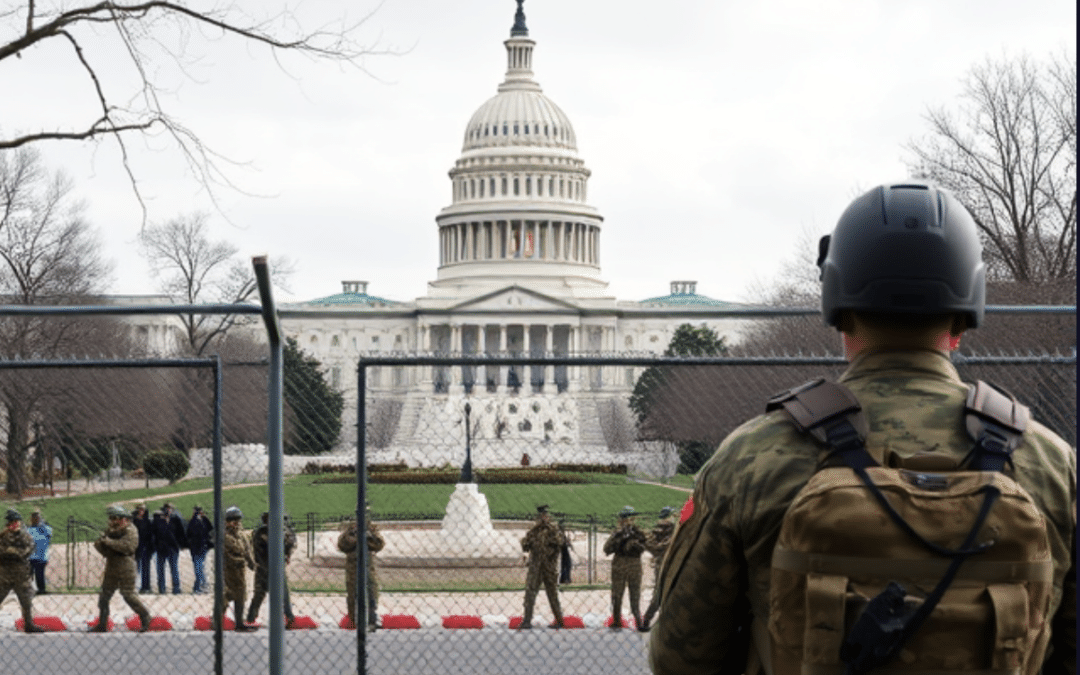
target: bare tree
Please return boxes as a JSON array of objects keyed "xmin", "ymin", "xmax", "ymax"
[
  {"xmin": 906, "ymin": 52, "xmax": 1077, "ymax": 283},
  {"xmin": 0, "ymin": 1, "xmax": 392, "ymax": 215},
  {"xmin": 138, "ymin": 211, "xmax": 291, "ymax": 355},
  {"xmin": 0, "ymin": 146, "xmax": 118, "ymax": 494},
  {"xmin": 738, "ymin": 227, "xmax": 838, "ymax": 357}
]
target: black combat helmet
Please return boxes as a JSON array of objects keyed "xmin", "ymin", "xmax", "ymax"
[{"xmin": 818, "ymin": 182, "xmax": 985, "ymax": 329}]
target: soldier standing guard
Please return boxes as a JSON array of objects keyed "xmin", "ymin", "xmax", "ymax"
[
  {"xmin": 0, "ymin": 509, "xmax": 43, "ymax": 633},
  {"xmin": 519, "ymin": 504, "xmax": 565, "ymax": 629},
  {"xmin": 222, "ymin": 506, "xmax": 257, "ymax": 631},
  {"xmin": 247, "ymin": 511, "xmax": 297, "ymax": 627},
  {"xmin": 639, "ymin": 506, "xmax": 675, "ymax": 632},
  {"xmin": 91, "ymin": 504, "xmax": 151, "ymax": 633},
  {"xmin": 603, "ymin": 505, "xmax": 647, "ymax": 630},
  {"xmin": 337, "ymin": 512, "xmax": 385, "ymax": 630}
]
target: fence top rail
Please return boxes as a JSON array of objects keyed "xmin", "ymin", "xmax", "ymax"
[
  {"xmin": 0, "ymin": 303, "xmax": 1070, "ymax": 319},
  {"xmin": 356, "ymin": 352, "xmax": 1077, "ymax": 367},
  {"xmin": 0, "ymin": 303, "xmax": 262, "ymax": 317},
  {"xmin": 0, "ymin": 357, "xmax": 220, "ymax": 368}
]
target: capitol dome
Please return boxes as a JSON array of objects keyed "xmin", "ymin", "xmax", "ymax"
[
  {"xmin": 462, "ymin": 85, "xmax": 577, "ymax": 153},
  {"xmin": 430, "ymin": 1, "xmax": 607, "ymax": 300}
]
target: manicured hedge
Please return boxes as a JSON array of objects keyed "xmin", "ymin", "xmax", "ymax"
[{"xmin": 311, "ymin": 466, "xmax": 608, "ymax": 485}]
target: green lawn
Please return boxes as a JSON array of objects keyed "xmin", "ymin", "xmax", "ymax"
[{"xmin": 7, "ymin": 473, "xmax": 691, "ymax": 542}]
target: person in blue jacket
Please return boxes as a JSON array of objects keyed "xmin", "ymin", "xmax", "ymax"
[{"xmin": 27, "ymin": 510, "xmax": 52, "ymax": 595}]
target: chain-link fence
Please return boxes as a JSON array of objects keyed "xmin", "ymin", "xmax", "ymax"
[{"xmin": 0, "ymin": 306, "xmax": 1074, "ymax": 675}]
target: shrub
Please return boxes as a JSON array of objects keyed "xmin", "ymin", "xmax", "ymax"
[{"xmin": 143, "ymin": 449, "xmax": 190, "ymax": 484}]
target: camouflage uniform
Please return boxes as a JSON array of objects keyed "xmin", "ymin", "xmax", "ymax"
[
  {"xmin": 649, "ymin": 351, "xmax": 1077, "ymax": 674},
  {"xmin": 603, "ymin": 518, "xmax": 647, "ymax": 628},
  {"xmin": 93, "ymin": 517, "xmax": 151, "ymax": 632},
  {"xmin": 0, "ymin": 518, "xmax": 40, "ymax": 632},
  {"xmin": 641, "ymin": 515, "xmax": 675, "ymax": 629},
  {"xmin": 337, "ymin": 519, "xmax": 385, "ymax": 627},
  {"xmin": 519, "ymin": 514, "xmax": 566, "ymax": 628},
  {"xmin": 222, "ymin": 520, "xmax": 256, "ymax": 629},
  {"xmin": 247, "ymin": 518, "xmax": 297, "ymax": 625}
]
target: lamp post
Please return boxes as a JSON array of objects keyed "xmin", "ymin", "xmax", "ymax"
[{"xmin": 459, "ymin": 402, "xmax": 473, "ymax": 483}]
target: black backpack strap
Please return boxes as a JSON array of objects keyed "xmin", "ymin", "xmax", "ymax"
[{"xmin": 964, "ymin": 380, "xmax": 1029, "ymax": 471}]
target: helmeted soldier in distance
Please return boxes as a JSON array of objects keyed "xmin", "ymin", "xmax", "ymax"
[
  {"xmin": 222, "ymin": 506, "xmax": 257, "ymax": 631},
  {"xmin": 649, "ymin": 182, "xmax": 1076, "ymax": 675},
  {"xmin": 247, "ymin": 511, "xmax": 297, "ymax": 627},
  {"xmin": 338, "ymin": 509, "xmax": 385, "ymax": 631},
  {"xmin": 518, "ymin": 504, "xmax": 566, "ymax": 629},
  {"xmin": 603, "ymin": 505, "xmax": 647, "ymax": 630},
  {"xmin": 91, "ymin": 504, "xmax": 152, "ymax": 633},
  {"xmin": 0, "ymin": 509, "xmax": 43, "ymax": 632}
]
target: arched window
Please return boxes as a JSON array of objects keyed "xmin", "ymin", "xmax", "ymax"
[
  {"xmin": 331, "ymin": 335, "xmax": 340, "ymax": 347},
  {"xmin": 513, "ymin": 177, "xmax": 519, "ymax": 196}
]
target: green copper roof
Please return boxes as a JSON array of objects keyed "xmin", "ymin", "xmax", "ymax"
[
  {"xmin": 638, "ymin": 292, "xmax": 742, "ymax": 308},
  {"xmin": 302, "ymin": 292, "xmax": 400, "ymax": 307}
]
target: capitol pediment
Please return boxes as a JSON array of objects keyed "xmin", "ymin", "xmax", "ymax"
[{"xmin": 450, "ymin": 285, "xmax": 579, "ymax": 312}]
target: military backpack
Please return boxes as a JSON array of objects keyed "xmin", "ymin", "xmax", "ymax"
[{"xmin": 762, "ymin": 379, "xmax": 1053, "ymax": 675}]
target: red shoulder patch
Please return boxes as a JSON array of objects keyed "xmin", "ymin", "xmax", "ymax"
[{"xmin": 679, "ymin": 495, "xmax": 694, "ymax": 524}]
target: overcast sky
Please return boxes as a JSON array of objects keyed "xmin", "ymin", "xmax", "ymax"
[{"xmin": 2, "ymin": 0, "xmax": 1075, "ymax": 305}]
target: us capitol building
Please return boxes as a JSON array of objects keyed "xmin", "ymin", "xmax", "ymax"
[{"xmin": 142, "ymin": 3, "xmax": 748, "ymax": 475}]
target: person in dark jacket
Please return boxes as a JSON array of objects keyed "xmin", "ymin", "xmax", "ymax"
[
  {"xmin": 152, "ymin": 505, "xmax": 185, "ymax": 594},
  {"xmin": 185, "ymin": 505, "xmax": 213, "ymax": 594},
  {"xmin": 132, "ymin": 504, "xmax": 153, "ymax": 593}
]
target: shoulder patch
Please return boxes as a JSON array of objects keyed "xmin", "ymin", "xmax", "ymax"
[{"xmin": 679, "ymin": 495, "xmax": 694, "ymax": 524}]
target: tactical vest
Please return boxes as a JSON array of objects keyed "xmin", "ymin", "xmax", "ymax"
[{"xmin": 762, "ymin": 379, "xmax": 1054, "ymax": 675}]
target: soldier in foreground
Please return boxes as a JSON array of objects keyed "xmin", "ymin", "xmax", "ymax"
[
  {"xmin": 639, "ymin": 506, "xmax": 675, "ymax": 632},
  {"xmin": 92, "ymin": 504, "xmax": 151, "ymax": 633},
  {"xmin": 247, "ymin": 511, "xmax": 297, "ymax": 627},
  {"xmin": 0, "ymin": 509, "xmax": 43, "ymax": 632},
  {"xmin": 518, "ymin": 504, "xmax": 566, "ymax": 629},
  {"xmin": 222, "ymin": 506, "xmax": 257, "ymax": 631},
  {"xmin": 338, "ymin": 512, "xmax": 385, "ymax": 630},
  {"xmin": 649, "ymin": 183, "xmax": 1076, "ymax": 674},
  {"xmin": 603, "ymin": 506, "xmax": 647, "ymax": 630}
]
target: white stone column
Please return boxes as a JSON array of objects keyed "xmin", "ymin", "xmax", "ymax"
[
  {"xmin": 522, "ymin": 324, "xmax": 531, "ymax": 392},
  {"xmin": 450, "ymin": 323, "xmax": 463, "ymax": 392},
  {"xmin": 567, "ymin": 325, "xmax": 580, "ymax": 392},
  {"xmin": 542, "ymin": 324, "xmax": 556, "ymax": 394},
  {"xmin": 419, "ymin": 322, "xmax": 433, "ymax": 391},
  {"xmin": 497, "ymin": 324, "xmax": 508, "ymax": 394},
  {"xmin": 482, "ymin": 324, "xmax": 492, "ymax": 392}
]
